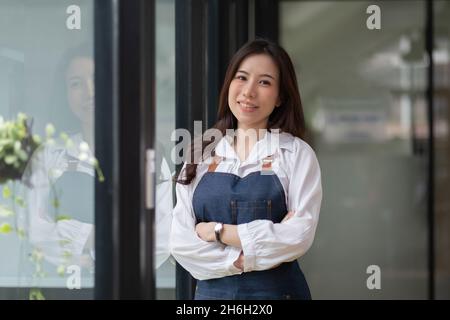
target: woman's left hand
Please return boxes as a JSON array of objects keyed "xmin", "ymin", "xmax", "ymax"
[{"xmin": 195, "ymin": 222, "xmax": 217, "ymax": 242}]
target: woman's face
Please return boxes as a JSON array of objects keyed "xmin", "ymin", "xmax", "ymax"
[
  {"xmin": 66, "ymin": 56, "xmax": 94, "ymax": 125},
  {"xmin": 228, "ymin": 53, "xmax": 281, "ymax": 131}
]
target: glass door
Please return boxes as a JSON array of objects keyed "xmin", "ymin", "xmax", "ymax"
[
  {"xmin": 0, "ymin": 0, "xmax": 158, "ymax": 300},
  {"xmin": 0, "ymin": 0, "xmax": 96, "ymax": 299},
  {"xmin": 155, "ymin": 0, "xmax": 176, "ymax": 299},
  {"xmin": 434, "ymin": 0, "xmax": 450, "ymax": 300},
  {"xmin": 280, "ymin": 0, "xmax": 429, "ymax": 299}
]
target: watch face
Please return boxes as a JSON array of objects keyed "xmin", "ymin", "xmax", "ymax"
[{"xmin": 214, "ymin": 223, "xmax": 223, "ymax": 244}]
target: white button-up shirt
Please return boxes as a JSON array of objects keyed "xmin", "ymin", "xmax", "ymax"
[
  {"xmin": 170, "ymin": 131, "xmax": 322, "ymax": 280},
  {"xmin": 23, "ymin": 134, "xmax": 173, "ymax": 269}
]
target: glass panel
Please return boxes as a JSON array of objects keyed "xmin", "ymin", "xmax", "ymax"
[
  {"xmin": 280, "ymin": 0, "xmax": 428, "ymax": 299},
  {"xmin": 155, "ymin": 0, "xmax": 176, "ymax": 300},
  {"xmin": 434, "ymin": 0, "xmax": 450, "ymax": 300},
  {"xmin": 0, "ymin": 0, "xmax": 95, "ymax": 299}
]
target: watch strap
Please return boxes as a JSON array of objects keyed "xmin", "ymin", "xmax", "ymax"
[{"xmin": 215, "ymin": 223, "xmax": 224, "ymax": 244}]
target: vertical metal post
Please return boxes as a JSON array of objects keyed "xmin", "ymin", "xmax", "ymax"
[{"xmin": 425, "ymin": 0, "xmax": 435, "ymax": 300}]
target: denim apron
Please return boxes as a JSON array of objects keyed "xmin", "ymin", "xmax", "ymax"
[
  {"xmin": 192, "ymin": 155, "xmax": 311, "ymax": 300},
  {"xmin": 52, "ymin": 153, "xmax": 94, "ymax": 224}
]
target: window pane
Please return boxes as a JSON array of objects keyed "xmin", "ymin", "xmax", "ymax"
[
  {"xmin": 434, "ymin": 0, "xmax": 450, "ymax": 300},
  {"xmin": 155, "ymin": 0, "xmax": 176, "ymax": 300},
  {"xmin": 281, "ymin": 0, "xmax": 428, "ymax": 299},
  {"xmin": 0, "ymin": 0, "xmax": 95, "ymax": 299}
]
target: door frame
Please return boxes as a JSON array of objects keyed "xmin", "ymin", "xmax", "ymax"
[{"xmin": 95, "ymin": 0, "xmax": 156, "ymax": 300}]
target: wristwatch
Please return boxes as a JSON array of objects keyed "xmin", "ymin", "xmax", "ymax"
[{"xmin": 214, "ymin": 222, "xmax": 224, "ymax": 245}]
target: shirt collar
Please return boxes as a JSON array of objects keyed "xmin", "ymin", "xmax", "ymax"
[
  {"xmin": 214, "ymin": 130, "xmax": 295, "ymax": 163},
  {"xmin": 49, "ymin": 133, "xmax": 95, "ymax": 176},
  {"xmin": 65, "ymin": 133, "xmax": 93, "ymax": 158}
]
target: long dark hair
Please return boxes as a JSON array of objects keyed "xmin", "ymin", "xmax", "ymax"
[{"xmin": 177, "ymin": 38, "xmax": 305, "ymax": 184}]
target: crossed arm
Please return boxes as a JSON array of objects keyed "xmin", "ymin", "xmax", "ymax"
[
  {"xmin": 172, "ymin": 144, "xmax": 322, "ymax": 279},
  {"xmin": 195, "ymin": 211, "xmax": 295, "ymax": 270}
]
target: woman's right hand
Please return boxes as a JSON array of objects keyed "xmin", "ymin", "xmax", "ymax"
[
  {"xmin": 233, "ymin": 211, "xmax": 294, "ymax": 271},
  {"xmin": 233, "ymin": 251, "xmax": 245, "ymax": 271},
  {"xmin": 281, "ymin": 210, "xmax": 295, "ymax": 223}
]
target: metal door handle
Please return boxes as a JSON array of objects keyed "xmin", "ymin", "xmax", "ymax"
[{"xmin": 145, "ymin": 149, "xmax": 155, "ymax": 209}]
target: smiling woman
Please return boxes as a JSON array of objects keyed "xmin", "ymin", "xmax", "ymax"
[
  {"xmin": 50, "ymin": 43, "xmax": 94, "ymax": 143},
  {"xmin": 65, "ymin": 55, "xmax": 95, "ymax": 148},
  {"xmin": 170, "ymin": 39, "xmax": 323, "ymax": 300},
  {"xmin": 229, "ymin": 54, "xmax": 282, "ymax": 131}
]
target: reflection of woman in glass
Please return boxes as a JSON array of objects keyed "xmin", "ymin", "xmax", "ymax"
[
  {"xmin": 24, "ymin": 44, "xmax": 96, "ymax": 272},
  {"xmin": 170, "ymin": 39, "xmax": 322, "ymax": 300},
  {"xmin": 25, "ymin": 43, "xmax": 172, "ymax": 275},
  {"xmin": 64, "ymin": 48, "xmax": 95, "ymax": 149}
]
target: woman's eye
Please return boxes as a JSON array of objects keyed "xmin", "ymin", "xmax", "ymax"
[
  {"xmin": 260, "ymin": 80, "xmax": 271, "ymax": 86},
  {"xmin": 235, "ymin": 75, "xmax": 246, "ymax": 81}
]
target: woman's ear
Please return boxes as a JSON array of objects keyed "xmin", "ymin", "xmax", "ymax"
[{"xmin": 276, "ymin": 97, "xmax": 282, "ymax": 107}]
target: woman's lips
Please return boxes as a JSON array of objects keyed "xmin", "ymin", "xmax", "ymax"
[{"xmin": 238, "ymin": 101, "xmax": 258, "ymax": 112}]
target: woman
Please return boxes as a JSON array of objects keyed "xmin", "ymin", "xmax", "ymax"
[
  {"xmin": 24, "ymin": 45, "xmax": 173, "ymax": 276},
  {"xmin": 25, "ymin": 44, "xmax": 96, "ymax": 273},
  {"xmin": 170, "ymin": 39, "xmax": 322, "ymax": 300}
]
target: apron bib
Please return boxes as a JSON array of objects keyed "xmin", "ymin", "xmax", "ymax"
[{"xmin": 192, "ymin": 155, "xmax": 311, "ymax": 300}]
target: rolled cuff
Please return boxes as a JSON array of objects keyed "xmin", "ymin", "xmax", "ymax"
[
  {"xmin": 226, "ymin": 246, "xmax": 244, "ymax": 275},
  {"xmin": 237, "ymin": 223, "xmax": 256, "ymax": 272},
  {"xmin": 57, "ymin": 219, "xmax": 93, "ymax": 255}
]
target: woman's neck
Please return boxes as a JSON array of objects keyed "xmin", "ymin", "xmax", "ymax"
[
  {"xmin": 81, "ymin": 121, "xmax": 95, "ymax": 154},
  {"xmin": 233, "ymin": 127, "xmax": 267, "ymax": 162},
  {"xmin": 235, "ymin": 127, "xmax": 266, "ymax": 141}
]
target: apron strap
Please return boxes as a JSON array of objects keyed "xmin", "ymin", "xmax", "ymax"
[
  {"xmin": 208, "ymin": 156, "xmax": 223, "ymax": 172},
  {"xmin": 208, "ymin": 155, "xmax": 273, "ymax": 173}
]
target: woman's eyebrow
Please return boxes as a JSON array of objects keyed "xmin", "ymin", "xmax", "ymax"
[{"xmin": 237, "ymin": 70, "xmax": 275, "ymax": 80}]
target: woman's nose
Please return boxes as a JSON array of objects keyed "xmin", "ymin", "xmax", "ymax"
[{"xmin": 242, "ymin": 81, "xmax": 256, "ymax": 98}]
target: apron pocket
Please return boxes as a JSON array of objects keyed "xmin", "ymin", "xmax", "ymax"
[{"xmin": 235, "ymin": 200, "xmax": 271, "ymax": 223}]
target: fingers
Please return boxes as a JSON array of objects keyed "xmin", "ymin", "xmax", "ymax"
[
  {"xmin": 281, "ymin": 210, "xmax": 295, "ymax": 222},
  {"xmin": 234, "ymin": 251, "xmax": 245, "ymax": 271}
]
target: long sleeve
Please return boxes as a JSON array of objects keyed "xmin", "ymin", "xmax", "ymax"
[
  {"xmin": 25, "ymin": 146, "xmax": 93, "ymax": 268},
  {"xmin": 169, "ymin": 168, "xmax": 243, "ymax": 280},
  {"xmin": 237, "ymin": 139, "xmax": 322, "ymax": 272},
  {"xmin": 154, "ymin": 158, "xmax": 174, "ymax": 269},
  {"xmin": 27, "ymin": 178, "xmax": 93, "ymax": 267}
]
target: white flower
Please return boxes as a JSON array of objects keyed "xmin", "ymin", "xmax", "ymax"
[
  {"xmin": 32, "ymin": 134, "xmax": 42, "ymax": 144},
  {"xmin": 13, "ymin": 141, "xmax": 21, "ymax": 152},
  {"xmin": 49, "ymin": 168, "xmax": 63, "ymax": 179},
  {"xmin": 79, "ymin": 152, "xmax": 89, "ymax": 162},
  {"xmin": 79, "ymin": 141, "xmax": 90, "ymax": 153},
  {"xmin": 45, "ymin": 123, "xmax": 55, "ymax": 137},
  {"xmin": 17, "ymin": 112, "xmax": 27, "ymax": 122},
  {"xmin": 88, "ymin": 156, "xmax": 97, "ymax": 166}
]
